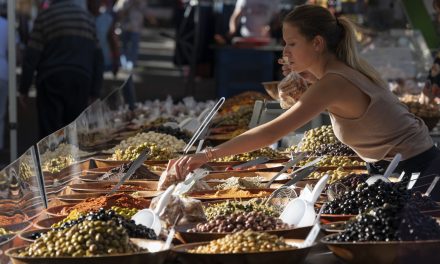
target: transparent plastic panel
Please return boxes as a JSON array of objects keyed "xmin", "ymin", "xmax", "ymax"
[
  {"xmin": 0, "ymin": 146, "xmax": 41, "ymax": 261},
  {"xmin": 36, "ymin": 124, "xmax": 88, "ymax": 206},
  {"xmin": 359, "ymin": 29, "xmax": 433, "ymax": 81}
]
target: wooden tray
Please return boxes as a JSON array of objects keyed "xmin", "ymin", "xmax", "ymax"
[
  {"xmin": 69, "ymin": 181, "xmax": 158, "ymax": 194},
  {"xmin": 6, "ymin": 245, "xmax": 169, "ymax": 264},
  {"xmin": 0, "ymin": 221, "xmax": 32, "ymax": 234},
  {"xmin": 45, "ymin": 204, "xmax": 75, "ymax": 217},
  {"xmin": 172, "ymin": 239, "xmax": 313, "ymax": 264},
  {"xmin": 55, "ymin": 193, "xmax": 110, "ymax": 204},
  {"xmin": 208, "ymin": 159, "xmax": 289, "ymax": 167},
  {"xmin": 56, "ymin": 192, "xmax": 159, "ymax": 204},
  {"xmin": 313, "ymin": 166, "xmax": 367, "ymax": 172},
  {"xmin": 321, "ymin": 234, "xmax": 440, "ymax": 264},
  {"xmin": 206, "ymin": 163, "xmax": 286, "ymax": 173},
  {"xmin": 188, "ymin": 188, "xmax": 274, "ymax": 201},
  {"xmin": 204, "ymin": 171, "xmax": 293, "ymax": 183},
  {"xmin": 93, "ymin": 159, "xmax": 169, "ymax": 168},
  {"xmin": 175, "ymin": 223, "xmax": 312, "ymax": 243},
  {"xmin": 42, "ymin": 159, "xmax": 96, "ymax": 180},
  {"xmin": 78, "ymin": 165, "xmax": 161, "ymax": 182},
  {"xmin": 34, "ymin": 216, "xmax": 65, "ymax": 229}
]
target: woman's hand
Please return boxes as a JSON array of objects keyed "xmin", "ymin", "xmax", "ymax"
[
  {"xmin": 168, "ymin": 153, "xmax": 209, "ymax": 181},
  {"xmin": 278, "ymin": 58, "xmax": 291, "ymax": 76}
]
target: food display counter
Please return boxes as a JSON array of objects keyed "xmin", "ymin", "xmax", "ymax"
[{"xmin": 0, "ymin": 82, "xmax": 439, "ymax": 264}]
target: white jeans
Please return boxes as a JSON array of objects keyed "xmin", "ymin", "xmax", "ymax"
[{"xmin": 0, "ymin": 79, "xmax": 7, "ymax": 149}]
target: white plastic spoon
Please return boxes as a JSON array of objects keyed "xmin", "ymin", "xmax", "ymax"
[
  {"xmin": 132, "ymin": 184, "xmax": 176, "ymax": 236},
  {"xmin": 173, "ymin": 169, "xmax": 210, "ymax": 196},
  {"xmin": 280, "ymin": 174, "xmax": 329, "ymax": 227},
  {"xmin": 366, "ymin": 153, "xmax": 401, "ymax": 186}
]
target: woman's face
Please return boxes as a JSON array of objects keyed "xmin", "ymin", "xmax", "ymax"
[{"xmin": 282, "ymin": 23, "xmax": 318, "ymax": 73}]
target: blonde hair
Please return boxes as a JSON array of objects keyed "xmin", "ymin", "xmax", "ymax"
[{"xmin": 284, "ymin": 5, "xmax": 387, "ymax": 88}]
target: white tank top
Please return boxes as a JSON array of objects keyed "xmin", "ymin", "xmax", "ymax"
[{"xmin": 326, "ymin": 67, "xmax": 433, "ymax": 162}]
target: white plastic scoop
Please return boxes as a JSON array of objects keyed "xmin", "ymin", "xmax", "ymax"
[
  {"xmin": 366, "ymin": 153, "xmax": 402, "ymax": 186},
  {"xmin": 131, "ymin": 184, "xmax": 176, "ymax": 236},
  {"xmin": 280, "ymin": 174, "xmax": 329, "ymax": 228},
  {"xmin": 173, "ymin": 169, "xmax": 210, "ymax": 196}
]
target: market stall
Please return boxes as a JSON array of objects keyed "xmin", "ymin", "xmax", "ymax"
[{"xmin": 0, "ymin": 75, "xmax": 439, "ymax": 264}]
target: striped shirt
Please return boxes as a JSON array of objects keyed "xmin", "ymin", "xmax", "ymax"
[{"xmin": 20, "ymin": 0, "xmax": 103, "ymax": 97}]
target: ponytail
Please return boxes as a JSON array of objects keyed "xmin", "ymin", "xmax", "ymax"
[
  {"xmin": 284, "ymin": 5, "xmax": 387, "ymax": 88},
  {"xmin": 336, "ymin": 17, "xmax": 387, "ymax": 88}
]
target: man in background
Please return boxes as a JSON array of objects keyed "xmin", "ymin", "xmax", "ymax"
[
  {"xmin": 229, "ymin": 0, "xmax": 281, "ymax": 38},
  {"xmin": 19, "ymin": 0, "xmax": 103, "ymax": 139},
  {"xmin": 115, "ymin": 0, "xmax": 156, "ymax": 70},
  {"xmin": 0, "ymin": 4, "xmax": 8, "ymax": 150}
]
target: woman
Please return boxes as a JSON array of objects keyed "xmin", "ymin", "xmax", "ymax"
[{"xmin": 167, "ymin": 5, "xmax": 440, "ymax": 199}]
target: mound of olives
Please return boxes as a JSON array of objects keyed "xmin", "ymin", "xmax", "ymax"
[
  {"xmin": 298, "ymin": 156, "xmax": 364, "ymax": 167},
  {"xmin": 204, "ymin": 200, "xmax": 278, "ymax": 221},
  {"xmin": 328, "ymin": 203, "xmax": 440, "ymax": 242},
  {"xmin": 216, "ymin": 147, "xmax": 285, "ymax": 162},
  {"xmin": 42, "ymin": 156, "xmax": 74, "ymax": 173},
  {"xmin": 324, "ymin": 173, "xmax": 369, "ymax": 193},
  {"xmin": 144, "ymin": 125, "xmax": 191, "ymax": 143},
  {"xmin": 18, "ymin": 220, "xmax": 143, "ymax": 257},
  {"xmin": 112, "ymin": 142, "xmax": 176, "ymax": 161},
  {"xmin": 215, "ymin": 105, "xmax": 254, "ymax": 127},
  {"xmin": 189, "ymin": 211, "xmax": 290, "ymax": 233},
  {"xmin": 312, "ymin": 142, "xmax": 356, "ymax": 156},
  {"xmin": 189, "ymin": 230, "xmax": 294, "ymax": 254},
  {"xmin": 323, "ymin": 180, "xmax": 411, "ymax": 215},
  {"xmin": 309, "ymin": 168, "xmax": 361, "ymax": 184},
  {"xmin": 53, "ymin": 208, "xmax": 157, "ymax": 240},
  {"xmin": 292, "ymin": 125, "xmax": 337, "ymax": 153}
]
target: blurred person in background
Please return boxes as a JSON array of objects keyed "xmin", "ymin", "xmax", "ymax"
[
  {"xmin": 214, "ymin": 0, "xmax": 281, "ymax": 45},
  {"xmin": 19, "ymin": 0, "xmax": 104, "ymax": 139},
  {"xmin": 0, "ymin": 4, "xmax": 7, "ymax": 150},
  {"xmin": 17, "ymin": 0, "xmax": 34, "ymax": 47},
  {"xmin": 114, "ymin": 0, "xmax": 156, "ymax": 71},
  {"xmin": 88, "ymin": 0, "xmax": 120, "ymax": 76},
  {"xmin": 229, "ymin": 0, "xmax": 281, "ymax": 38},
  {"xmin": 114, "ymin": 0, "xmax": 156, "ymax": 110}
]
